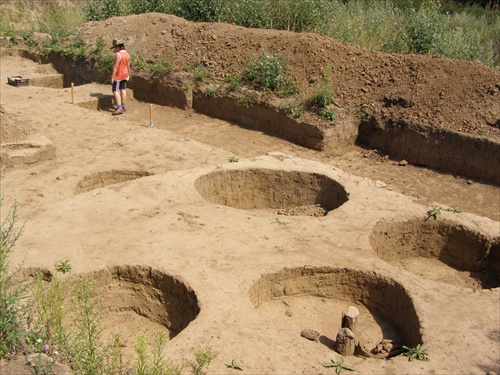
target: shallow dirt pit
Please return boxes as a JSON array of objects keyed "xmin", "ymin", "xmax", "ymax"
[
  {"xmin": 194, "ymin": 168, "xmax": 348, "ymax": 216},
  {"xmin": 370, "ymin": 219, "xmax": 499, "ymax": 289},
  {"xmin": 249, "ymin": 266, "xmax": 422, "ymax": 357},
  {"xmin": 74, "ymin": 170, "xmax": 153, "ymax": 194}
]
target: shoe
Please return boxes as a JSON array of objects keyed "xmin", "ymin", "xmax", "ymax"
[
  {"xmin": 122, "ymin": 106, "xmax": 126, "ymax": 112},
  {"xmin": 112, "ymin": 108, "xmax": 124, "ymax": 115}
]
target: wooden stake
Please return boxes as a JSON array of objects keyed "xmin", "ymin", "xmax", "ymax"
[{"xmin": 71, "ymin": 83, "xmax": 74, "ymax": 104}]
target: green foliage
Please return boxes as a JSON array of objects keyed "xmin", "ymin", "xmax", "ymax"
[
  {"xmin": 27, "ymin": 269, "xmax": 72, "ymax": 369},
  {"xmin": 312, "ymin": 86, "xmax": 333, "ymax": 108},
  {"xmin": 70, "ymin": 276, "xmax": 108, "ymax": 375},
  {"xmin": 224, "ymin": 76, "xmax": 243, "ymax": 89},
  {"xmin": 204, "ymin": 87, "xmax": 218, "ymax": 96},
  {"xmin": 261, "ymin": 0, "xmax": 327, "ymax": 32},
  {"xmin": 403, "ymin": 5, "xmax": 445, "ymax": 54},
  {"xmin": 228, "ymin": 156, "xmax": 239, "ymax": 162},
  {"xmin": 312, "ymin": 65, "xmax": 334, "ymax": 108},
  {"xmin": 321, "ymin": 356, "xmax": 356, "ymax": 374},
  {"xmin": 236, "ymin": 91, "xmax": 260, "ymax": 107},
  {"xmin": 426, "ymin": 206, "xmax": 442, "ymax": 220},
  {"xmin": 130, "ymin": 0, "xmax": 174, "ymax": 14},
  {"xmin": 134, "ymin": 330, "xmax": 180, "ymax": 375},
  {"xmin": 150, "ymin": 60, "xmax": 174, "ymax": 75},
  {"xmin": 90, "ymin": 36, "xmax": 105, "ymax": 56},
  {"xmin": 225, "ymin": 358, "xmax": 243, "ymax": 370},
  {"xmin": 322, "ymin": 108, "xmax": 336, "ymax": 121},
  {"xmin": 174, "ymin": 0, "xmax": 226, "ymax": 22},
  {"xmin": 425, "ymin": 205, "xmax": 462, "ymax": 220},
  {"xmin": 83, "ymin": 0, "xmax": 130, "ymax": 21},
  {"xmin": 224, "ymin": 0, "xmax": 270, "ymax": 28},
  {"xmin": 190, "ymin": 346, "xmax": 218, "ymax": 375},
  {"xmin": 402, "ymin": 344, "xmax": 430, "ymax": 361},
  {"xmin": 281, "ymin": 102, "xmax": 305, "ymax": 118},
  {"xmin": 55, "ymin": 259, "xmax": 72, "ymax": 274},
  {"xmin": 0, "ymin": 188, "xmax": 29, "ymax": 358},
  {"xmin": 241, "ymin": 52, "xmax": 299, "ymax": 97},
  {"xmin": 132, "ymin": 53, "xmax": 150, "ymax": 70}
]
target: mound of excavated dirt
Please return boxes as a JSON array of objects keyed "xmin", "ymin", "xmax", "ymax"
[{"xmin": 76, "ymin": 13, "xmax": 500, "ymax": 139}]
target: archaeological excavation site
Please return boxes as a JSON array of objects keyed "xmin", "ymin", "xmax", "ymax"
[{"xmin": 1, "ymin": 12, "xmax": 499, "ymax": 375}]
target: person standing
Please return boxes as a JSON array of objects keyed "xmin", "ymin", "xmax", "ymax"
[{"xmin": 110, "ymin": 38, "xmax": 130, "ymax": 115}]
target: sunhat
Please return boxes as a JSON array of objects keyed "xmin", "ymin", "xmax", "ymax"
[{"xmin": 110, "ymin": 38, "xmax": 124, "ymax": 49}]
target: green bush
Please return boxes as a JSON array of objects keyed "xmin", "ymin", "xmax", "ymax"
[
  {"xmin": 83, "ymin": 0, "xmax": 130, "ymax": 21},
  {"xmin": 265, "ymin": 0, "xmax": 332, "ymax": 33},
  {"xmin": 173, "ymin": 0, "xmax": 226, "ymax": 22},
  {"xmin": 225, "ymin": 0, "xmax": 270, "ymax": 28},
  {"xmin": 403, "ymin": 5, "xmax": 445, "ymax": 54},
  {"xmin": 311, "ymin": 65, "xmax": 333, "ymax": 108},
  {"xmin": 241, "ymin": 52, "xmax": 299, "ymax": 96}
]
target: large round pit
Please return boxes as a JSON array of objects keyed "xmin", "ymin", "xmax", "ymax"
[
  {"xmin": 194, "ymin": 169, "xmax": 348, "ymax": 216},
  {"xmin": 249, "ymin": 266, "xmax": 422, "ymax": 355},
  {"xmin": 370, "ymin": 219, "xmax": 499, "ymax": 289}
]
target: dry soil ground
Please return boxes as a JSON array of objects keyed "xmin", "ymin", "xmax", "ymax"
[{"xmin": 1, "ymin": 14, "xmax": 500, "ymax": 375}]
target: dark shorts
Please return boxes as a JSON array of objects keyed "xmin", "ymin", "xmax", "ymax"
[{"xmin": 112, "ymin": 79, "xmax": 127, "ymax": 92}]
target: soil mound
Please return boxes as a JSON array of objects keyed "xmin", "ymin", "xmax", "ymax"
[{"xmin": 77, "ymin": 13, "xmax": 500, "ymax": 139}]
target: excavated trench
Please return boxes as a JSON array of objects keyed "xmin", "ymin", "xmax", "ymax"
[
  {"xmin": 249, "ymin": 266, "xmax": 422, "ymax": 356},
  {"xmin": 370, "ymin": 219, "xmax": 500, "ymax": 289},
  {"xmin": 194, "ymin": 168, "xmax": 349, "ymax": 216},
  {"xmin": 17, "ymin": 50, "xmax": 499, "ymax": 184}
]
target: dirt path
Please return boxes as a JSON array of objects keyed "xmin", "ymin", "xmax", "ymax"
[{"xmin": 1, "ymin": 52, "xmax": 499, "ymax": 375}]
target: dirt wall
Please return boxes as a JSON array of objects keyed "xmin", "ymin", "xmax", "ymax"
[
  {"xmin": 357, "ymin": 116, "xmax": 500, "ymax": 184},
  {"xmin": 15, "ymin": 50, "xmax": 500, "ymax": 185}
]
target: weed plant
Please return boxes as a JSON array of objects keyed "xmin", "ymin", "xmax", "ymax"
[
  {"xmin": 236, "ymin": 91, "xmax": 260, "ymax": 107},
  {"xmin": 225, "ymin": 358, "xmax": 243, "ymax": 370},
  {"xmin": 0, "ymin": 187, "xmax": 29, "ymax": 358},
  {"xmin": 312, "ymin": 65, "xmax": 334, "ymax": 108},
  {"xmin": 402, "ymin": 344, "xmax": 430, "ymax": 361},
  {"xmin": 321, "ymin": 356, "xmax": 356, "ymax": 374},
  {"xmin": 281, "ymin": 102, "xmax": 305, "ymax": 118},
  {"xmin": 241, "ymin": 52, "xmax": 299, "ymax": 97},
  {"xmin": 190, "ymin": 346, "xmax": 218, "ymax": 375}
]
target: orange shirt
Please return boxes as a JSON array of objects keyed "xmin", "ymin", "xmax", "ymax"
[{"xmin": 115, "ymin": 50, "xmax": 130, "ymax": 81}]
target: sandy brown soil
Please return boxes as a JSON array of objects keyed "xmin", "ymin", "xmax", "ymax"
[{"xmin": 1, "ymin": 14, "xmax": 499, "ymax": 375}]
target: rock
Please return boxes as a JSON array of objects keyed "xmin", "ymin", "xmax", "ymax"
[
  {"xmin": 354, "ymin": 342, "xmax": 372, "ymax": 358},
  {"xmin": 27, "ymin": 353, "xmax": 53, "ymax": 369},
  {"xmin": 301, "ymin": 328, "xmax": 321, "ymax": 341},
  {"xmin": 371, "ymin": 339, "xmax": 403, "ymax": 358},
  {"xmin": 341, "ymin": 306, "xmax": 359, "ymax": 334},
  {"xmin": 334, "ymin": 328, "xmax": 356, "ymax": 356}
]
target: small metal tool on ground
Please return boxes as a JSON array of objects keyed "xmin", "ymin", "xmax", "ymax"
[{"xmin": 148, "ymin": 104, "xmax": 154, "ymax": 128}]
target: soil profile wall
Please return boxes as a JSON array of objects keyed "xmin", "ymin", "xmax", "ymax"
[
  {"xmin": 357, "ymin": 116, "xmax": 500, "ymax": 184},
  {"xmin": 193, "ymin": 93, "xmax": 325, "ymax": 150},
  {"xmin": 21, "ymin": 51, "xmax": 499, "ymax": 185}
]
